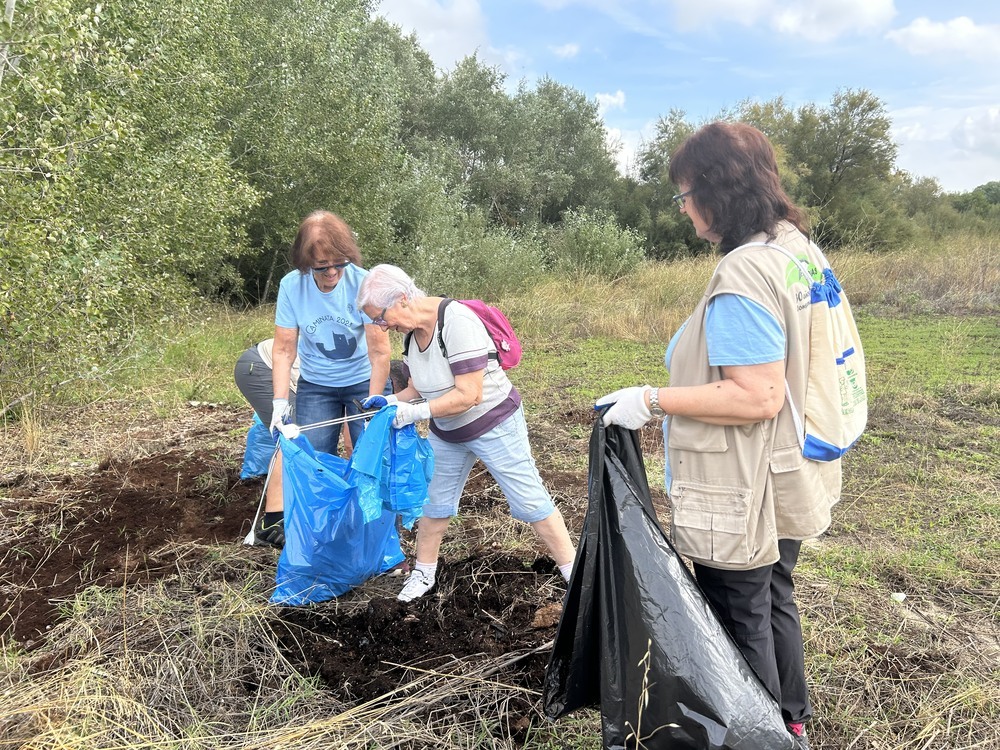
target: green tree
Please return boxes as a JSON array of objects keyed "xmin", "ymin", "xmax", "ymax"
[
  {"xmin": 513, "ymin": 77, "xmax": 620, "ymax": 224},
  {"xmin": 410, "ymin": 55, "xmax": 513, "ymax": 219},
  {"xmin": 953, "ymin": 180, "xmax": 1000, "ymax": 221},
  {"xmin": 409, "ymin": 58, "xmax": 620, "ymax": 228},
  {"xmin": 786, "ymin": 89, "xmax": 898, "ymax": 247},
  {"xmin": 1, "ymin": 0, "xmax": 256, "ymax": 404},
  {"xmin": 223, "ymin": 0, "xmax": 405, "ymax": 301},
  {"xmin": 634, "ymin": 111, "xmax": 705, "ymax": 258}
]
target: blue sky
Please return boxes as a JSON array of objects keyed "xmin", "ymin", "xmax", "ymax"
[{"xmin": 377, "ymin": 0, "xmax": 1000, "ymax": 193}]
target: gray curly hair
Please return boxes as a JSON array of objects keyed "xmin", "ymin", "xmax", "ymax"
[{"xmin": 356, "ymin": 264, "xmax": 426, "ymax": 310}]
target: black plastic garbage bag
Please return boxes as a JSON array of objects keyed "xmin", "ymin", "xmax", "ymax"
[{"xmin": 543, "ymin": 419, "xmax": 795, "ymax": 750}]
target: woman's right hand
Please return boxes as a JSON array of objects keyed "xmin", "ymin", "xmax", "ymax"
[
  {"xmin": 595, "ymin": 386, "xmax": 653, "ymax": 429},
  {"xmin": 361, "ymin": 394, "xmax": 398, "ymax": 410},
  {"xmin": 393, "ymin": 401, "xmax": 431, "ymax": 428}
]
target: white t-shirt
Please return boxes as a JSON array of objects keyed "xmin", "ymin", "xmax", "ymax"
[
  {"xmin": 256, "ymin": 339, "xmax": 300, "ymax": 392},
  {"xmin": 404, "ymin": 301, "xmax": 520, "ymax": 443}
]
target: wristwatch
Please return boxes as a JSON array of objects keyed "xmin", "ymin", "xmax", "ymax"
[{"xmin": 648, "ymin": 386, "xmax": 665, "ymax": 418}]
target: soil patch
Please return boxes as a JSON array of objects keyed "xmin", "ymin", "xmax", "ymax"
[
  {"xmin": 273, "ymin": 553, "xmax": 564, "ymax": 739},
  {"xmin": 3, "ymin": 449, "xmax": 259, "ymax": 646},
  {"xmin": 2, "ymin": 434, "xmax": 574, "ymax": 743}
]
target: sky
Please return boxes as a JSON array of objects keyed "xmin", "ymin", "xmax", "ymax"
[{"xmin": 376, "ymin": 0, "xmax": 1000, "ymax": 194}]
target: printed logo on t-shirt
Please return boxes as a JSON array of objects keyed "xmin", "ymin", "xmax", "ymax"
[
  {"xmin": 305, "ymin": 314, "xmax": 359, "ymax": 360},
  {"xmin": 318, "ymin": 332, "xmax": 358, "ymax": 360}
]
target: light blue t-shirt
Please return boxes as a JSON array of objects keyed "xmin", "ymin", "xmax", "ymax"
[
  {"xmin": 663, "ymin": 293, "xmax": 785, "ymax": 492},
  {"xmin": 275, "ymin": 264, "xmax": 373, "ymax": 387}
]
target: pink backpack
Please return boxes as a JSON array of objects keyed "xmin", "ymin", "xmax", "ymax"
[{"xmin": 405, "ymin": 298, "xmax": 522, "ymax": 369}]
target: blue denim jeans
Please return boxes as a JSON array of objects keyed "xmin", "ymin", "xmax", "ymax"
[
  {"xmin": 424, "ymin": 406, "xmax": 555, "ymax": 523},
  {"xmin": 294, "ymin": 376, "xmax": 391, "ymax": 455}
]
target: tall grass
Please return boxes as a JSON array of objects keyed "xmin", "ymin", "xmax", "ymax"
[
  {"xmin": 502, "ymin": 231, "xmax": 998, "ymax": 351},
  {"xmin": 835, "ymin": 231, "xmax": 1000, "ymax": 314},
  {"xmin": 505, "ymin": 255, "xmax": 713, "ymax": 346}
]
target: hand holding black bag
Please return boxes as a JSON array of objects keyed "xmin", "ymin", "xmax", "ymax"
[{"xmin": 543, "ymin": 418, "xmax": 795, "ymax": 750}]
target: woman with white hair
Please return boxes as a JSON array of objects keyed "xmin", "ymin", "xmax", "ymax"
[{"xmin": 357, "ymin": 264, "xmax": 576, "ymax": 602}]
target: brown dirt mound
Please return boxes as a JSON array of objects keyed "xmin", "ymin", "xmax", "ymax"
[
  {"xmin": 3, "ymin": 449, "xmax": 260, "ymax": 646},
  {"xmin": 272, "ymin": 553, "xmax": 564, "ymax": 740},
  {"xmin": 2, "ymin": 438, "xmax": 576, "ymax": 746}
]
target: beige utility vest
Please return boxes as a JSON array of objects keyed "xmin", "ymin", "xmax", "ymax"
[{"xmin": 667, "ymin": 221, "xmax": 841, "ymax": 570}]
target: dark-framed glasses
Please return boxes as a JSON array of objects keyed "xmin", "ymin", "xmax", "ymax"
[
  {"xmin": 372, "ymin": 306, "xmax": 388, "ymax": 328},
  {"xmin": 312, "ymin": 261, "xmax": 351, "ymax": 275},
  {"xmin": 672, "ymin": 189, "xmax": 692, "ymax": 209}
]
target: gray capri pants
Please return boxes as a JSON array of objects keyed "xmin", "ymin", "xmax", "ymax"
[{"xmin": 233, "ymin": 346, "xmax": 295, "ymax": 425}]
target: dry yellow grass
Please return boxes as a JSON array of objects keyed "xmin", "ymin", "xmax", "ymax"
[{"xmin": 503, "ymin": 232, "xmax": 999, "ymax": 350}]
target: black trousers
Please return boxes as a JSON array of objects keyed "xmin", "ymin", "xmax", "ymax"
[{"xmin": 693, "ymin": 538, "xmax": 811, "ymax": 724}]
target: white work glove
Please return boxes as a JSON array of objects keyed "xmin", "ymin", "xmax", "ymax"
[
  {"xmin": 276, "ymin": 422, "xmax": 301, "ymax": 440},
  {"xmin": 393, "ymin": 400, "xmax": 431, "ymax": 429},
  {"xmin": 361, "ymin": 394, "xmax": 398, "ymax": 410},
  {"xmin": 270, "ymin": 398, "xmax": 291, "ymax": 438},
  {"xmin": 595, "ymin": 386, "xmax": 653, "ymax": 429}
]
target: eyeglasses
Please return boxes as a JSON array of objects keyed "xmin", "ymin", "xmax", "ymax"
[
  {"xmin": 672, "ymin": 189, "xmax": 692, "ymax": 209},
  {"xmin": 311, "ymin": 261, "xmax": 350, "ymax": 275},
  {"xmin": 372, "ymin": 306, "xmax": 388, "ymax": 329}
]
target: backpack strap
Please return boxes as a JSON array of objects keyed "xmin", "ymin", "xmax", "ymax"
[
  {"xmin": 404, "ymin": 298, "xmax": 499, "ymax": 363},
  {"xmin": 435, "ymin": 298, "xmax": 454, "ymax": 357},
  {"xmin": 724, "ymin": 240, "xmax": 817, "ymax": 454},
  {"xmin": 403, "ymin": 298, "xmax": 453, "ymax": 359}
]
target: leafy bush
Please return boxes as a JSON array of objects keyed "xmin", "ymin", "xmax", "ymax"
[
  {"xmin": 547, "ymin": 209, "xmax": 644, "ymax": 279},
  {"xmin": 381, "ymin": 155, "xmax": 544, "ymax": 299},
  {"xmin": 406, "ymin": 212, "xmax": 545, "ymax": 300},
  {"xmin": 0, "ymin": 0, "xmax": 257, "ymax": 408}
]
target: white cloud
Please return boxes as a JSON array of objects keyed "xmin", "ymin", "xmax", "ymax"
[
  {"xmin": 771, "ymin": 0, "xmax": 895, "ymax": 42},
  {"xmin": 550, "ymin": 43, "xmax": 580, "ymax": 58},
  {"xmin": 952, "ymin": 108, "xmax": 1000, "ymax": 157},
  {"xmin": 672, "ymin": 0, "xmax": 896, "ymax": 42},
  {"xmin": 891, "ymin": 103, "xmax": 1000, "ymax": 191},
  {"xmin": 596, "ymin": 90, "xmax": 626, "ymax": 115},
  {"xmin": 377, "ymin": 0, "xmax": 496, "ymax": 70},
  {"xmin": 886, "ymin": 17, "xmax": 1000, "ymax": 62},
  {"xmin": 672, "ymin": 0, "xmax": 771, "ymax": 31}
]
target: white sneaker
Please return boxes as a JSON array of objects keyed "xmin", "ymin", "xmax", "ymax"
[{"xmin": 397, "ymin": 569, "xmax": 435, "ymax": 602}]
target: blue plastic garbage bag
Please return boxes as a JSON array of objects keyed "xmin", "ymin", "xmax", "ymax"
[
  {"xmin": 543, "ymin": 419, "xmax": 795, "ymax": 749},
  {"xmin": 350, "ymin": 406, "xmax": 433, "ymax": 530},
  {"xmin": 270, "ymin": 431, "xmax": 405, "ymax": 606},
  {"xmin": 240, "ymin": 413, "xmax": 275, "ymax": 479}
]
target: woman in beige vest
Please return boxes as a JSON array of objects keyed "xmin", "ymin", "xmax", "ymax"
[{"xmin": 596, "ymin": 121, "xmax": 850, "ymax": 750}]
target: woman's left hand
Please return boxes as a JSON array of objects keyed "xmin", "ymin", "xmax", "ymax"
[
  {"xmin": 393, "ymin": 401, "xmax": 432, "ymax": 428},
  {"xmin": 595, "ymin": 386, "xmax": 653, "ymax": 429}
]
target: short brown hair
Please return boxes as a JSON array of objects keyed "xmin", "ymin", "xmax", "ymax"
[
  {"xmin": 288, "ymin": 210, "xmax": 361, "ymax": 273},
  {"xmin": 668, "ymin": 121, "xmax": 808, "ymax": 253}
]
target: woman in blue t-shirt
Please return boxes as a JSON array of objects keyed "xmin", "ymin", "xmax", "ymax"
[
  {"xmin": 270, "ymin": 210, "xmax": 392, "ymax": 456},
  {"xmin": 595, "ymin": 122, "xmax": 841, "ymax": 748}
]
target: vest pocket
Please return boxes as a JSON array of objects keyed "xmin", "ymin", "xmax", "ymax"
[
  {"xmin": 667, "ymin": 415, "xmax": 729, "ymax": 452},
  {"xmin": 770, "ymin": 443, "xmax": 805, "ymax": 474},
  {"xmin": 670, "ymin": 483, "xmax": 754, "ymax": 566}
]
